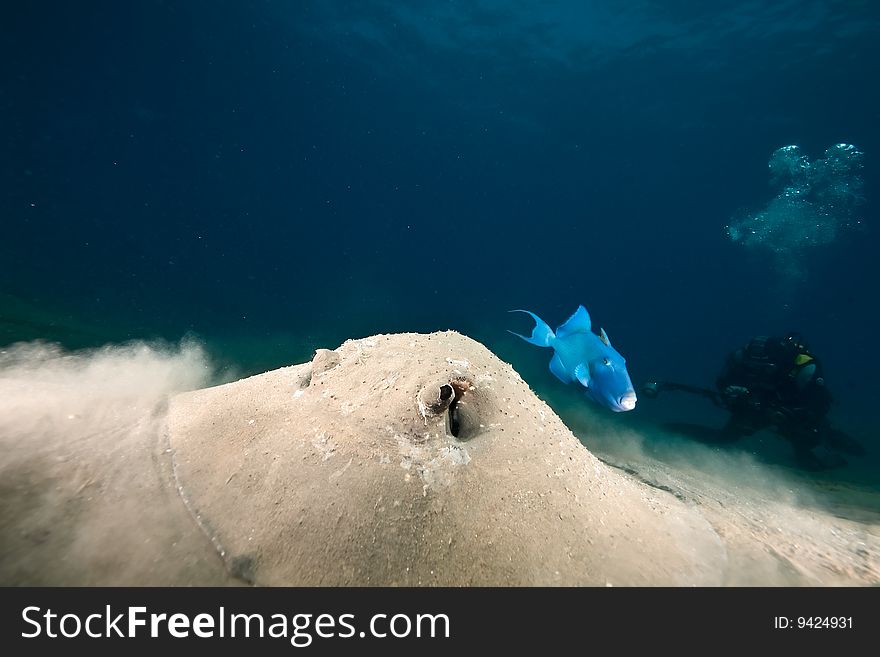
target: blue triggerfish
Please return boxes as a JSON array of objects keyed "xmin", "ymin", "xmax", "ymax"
[{"xmin": 509, "ymin": 305, "xmax": 637, "ymax": 412}]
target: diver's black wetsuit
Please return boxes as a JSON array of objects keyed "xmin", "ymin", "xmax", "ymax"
[{"xmin": 715, "ymin": 334, "xmax": 834, "ymax": 468}]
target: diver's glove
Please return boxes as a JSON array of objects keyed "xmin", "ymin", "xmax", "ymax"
[{"xmin": 721, "ymin": 385, "xmax": 750, "ymax": 408}]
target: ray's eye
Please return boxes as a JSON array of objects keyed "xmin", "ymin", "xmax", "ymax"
[{"xmin": 603, "ymin": 357, "xmax": 611, "ymax": 367}]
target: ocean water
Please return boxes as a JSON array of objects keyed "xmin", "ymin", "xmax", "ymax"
[{"xmin": 2, "ymin": 1, "xmax": 879, "ymax": 487}]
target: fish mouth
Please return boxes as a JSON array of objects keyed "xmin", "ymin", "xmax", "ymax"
[{"xmin": 617, "ymin": 392, "xmax": 637, "ymax": 411}]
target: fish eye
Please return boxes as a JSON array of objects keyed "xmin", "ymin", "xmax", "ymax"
[{"xmin": 603, "ymin": 357, "xmax": 611, "ymax": 367}]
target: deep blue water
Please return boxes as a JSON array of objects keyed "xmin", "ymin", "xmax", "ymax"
[{"xmin": 2, "ymin": 1, "xmax": 879, "ymax": 457}]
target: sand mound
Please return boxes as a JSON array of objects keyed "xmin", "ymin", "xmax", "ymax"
[{"xmin": 168, "ymin": 331, "xmax": 724, "ymax": 585}]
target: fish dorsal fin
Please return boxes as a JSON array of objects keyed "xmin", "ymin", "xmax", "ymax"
[
  {"xmin": 556, "ymin": 305, "xmax": 592, "ymax": 337},
  {"xmin": 599, "ymin": 328, "xmax": 610, "ymax": 346},
  {"xmin": 574, "ymin": 363, "xmax": 590, "ymax": 388}
]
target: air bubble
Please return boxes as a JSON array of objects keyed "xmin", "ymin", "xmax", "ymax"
[{"xmin": 726, "ymin": 143, "xmax": 864, "ymax": 283}]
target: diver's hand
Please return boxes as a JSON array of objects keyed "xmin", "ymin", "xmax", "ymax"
[
  {"xmin": 722, "ymin": 385, "xmax": 749, "ymax": 405},
  {"xmin": 723, "ymin": 385, "xmax": 748, "ymax": 396}
]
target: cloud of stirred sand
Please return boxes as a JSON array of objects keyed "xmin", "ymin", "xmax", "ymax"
[
  {"xmin": 0, "ymin": 338, "xmax": 235, "ymax": 585},
  {"xmin": 0, "ymin": 338, "xmax": 218, "ymax": 444},
  {"xmin": 555, "ymin": 395, "xmax": 825, "ymax": 511}
]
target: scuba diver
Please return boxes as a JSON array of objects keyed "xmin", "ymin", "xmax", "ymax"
[{"xmin": 641, "ymin": 332, "xmax": 865, "ymax": 470}]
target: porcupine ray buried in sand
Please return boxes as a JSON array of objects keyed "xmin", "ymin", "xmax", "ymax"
[{"xmin": 510, "ymin": 305, "xmax": 637, "ymax": 412}]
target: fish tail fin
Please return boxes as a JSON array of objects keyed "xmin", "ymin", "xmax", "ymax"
[{"xmin": 508, "ymin": 310, "xmax": 555, "ymax": 347}]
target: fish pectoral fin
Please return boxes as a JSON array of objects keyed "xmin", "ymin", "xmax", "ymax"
[
  {"xmin": 549, "ymin": 353, "xmax": 570, "ymax": 384},
  {"xmin": 574, "ymin": 363, "xmax": 590, "ymax": 388}
]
